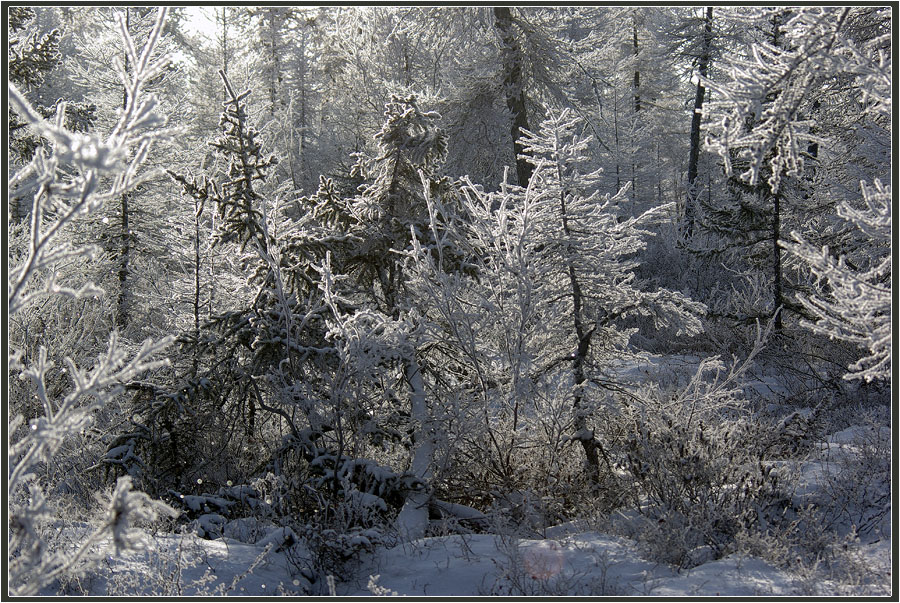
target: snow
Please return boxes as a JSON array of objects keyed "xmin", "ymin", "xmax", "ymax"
[
  {"xmin": 222, "ymin": 517, "xmax": 263, "ymax": 543},
  {"xmin": 50, "ymin": 532, "xmax": 307, "ymax": 597},
  {"xmin": 828, "ymin": 424, "xmax": 891, "ymax": 446},
  {"xmin": 50, "ymin": 516, "xmax": 890, "ymax": 597},
  {"xmin": 348, "ymin": 489, "xmax": 388, "ymax": 512},
  {"xmin": 431, "ymin": 499, "xmax": 489, "ymax": 523},
  {"xmin": 179, "ymin": 493, "xmax": 233, "ymax": 513},
  {"xmin": 395, "ymin": 355, "xmax": 434, "ymax": 541},
  {"xmin": 646, "ymin": 556, "xmax": 795, "ymax": 597},
  {"xmin": 59, "ymin": 518, "xmax": 890, "ymax": 597},
  {"xmin": 193, "ymin": 513, "xmax": 227, "ymax": 539},
  {"xmin": 255, "ymin": 526, "xmax": 297, "ymax": 551},
  {"xmin": 74, "ymin": 529, "xmax": 803, "ymax": 597},
  {"xmin": 42, "ymin": 418, "xmax": 891, "ymax": 597}
]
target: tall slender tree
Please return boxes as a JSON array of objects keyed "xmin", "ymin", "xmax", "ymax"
[
  {"xmin": 683, "ymin": 6, "xmax": 713, "ymax": 240},
  {"xmin": 510, "ymin": 110, "xmax": 704, "ymax": 482},
  {"xmin": 494, "ymin": 7, "xmax": 534, "ymax": 187}
]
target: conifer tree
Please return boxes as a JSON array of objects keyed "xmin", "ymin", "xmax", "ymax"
[
  {"xmin": 168, "ymin": 72, "xmax": 327, "ymax": 482},
  {"xmin": 304, "ymin": 95, "xmax": 457, "ymax": 538},
  {"xmin": 683, "ymin": 6, "xmax": 714, "ymax": 240},
  {"xmin": 700, "ymin": 8, "xmax": 882, "ymax": 330},
  {"xmin": 311, "ymin": 95, "xmax": 450, "ymax": 316},
  {"xmin": 451, "ymin": 109, "xmax": 705, "ymax": 485},
  {"xmin": 783, "ymin": 180, "xmax": 891, "ymax": 382},
  {"xmin": 8, "ymin": 7, "xmax": 97, "ymax": 218}
]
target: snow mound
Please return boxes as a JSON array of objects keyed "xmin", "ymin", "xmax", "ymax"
[{"xmin": 647, "ymin": 555, "xmax": 795, "ymax": 596}]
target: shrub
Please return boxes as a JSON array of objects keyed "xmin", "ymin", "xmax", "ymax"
[{"xmin": 616, "ymin": 322, "xmax": 795, "ymax": 568}]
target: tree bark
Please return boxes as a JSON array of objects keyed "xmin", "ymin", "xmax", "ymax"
[
  {"xmin": 268, "ymin": 12, "xmax": 279, "ymax": 118},
  {"xmin": 773, "ymin": 190, "xmax": 783, "ymax": 330},
  {"xmin": 219, "ymin": 7, "xmax": 229, "ymax": 103},
  {"xmin": 553, "ymin": 148, "xmax": 609, "ymax": 485},
  {"xmin": 395, "ymin": 354, "xmax": 434, "ymax": 540},
  {"xmin": 632, "ymin": 16, "xmax": 640, "ymax": 114},
  {"xmin": 630, "ymin": 13, "xmax": 640, "ymax": 206},
  {"xmin": 117, "ymin": 8, "xmax": 131, "ymax": 329},
  {"xmin": 494, "ymin": 7, "xmax": 533, "ymax": 187},
  {"xmin": 684, "ymin": 7, "xmax": 713, "ymax": 240},
  {"xmin": 771, "ymin": 10, "xmax": 785, "ymax": 331},
  {"xmin": 192, "ymin": 197, "xmax": 202, "ymax": 374}
]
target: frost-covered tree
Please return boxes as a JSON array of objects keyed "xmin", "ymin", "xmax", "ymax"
[
  {"xmin": 312, "ymin": 7, "xmax": 461, "ymax": 191},
  {"xmin": 166, "ymin": 72, "xmax": 318, "ymax": 488},
  {"xmin": 246, "ymin": 7, "xmax": 294, "ymax": 119},
  {"xmin": 7, "ymin": 7, "xmax": 97, "ymax": 218},
  {"xmin": 520, "ymin": 110, "xmax": 706, "ymax": 482},
  {"xmin": 783, "ymin": 180, "xmax": 890, "ymax": 382},
  {"xmin": 8, "ymin": 9, "xmax": 176, "ymax": 595},
  {"xmin": 314, "ymin": 95, "xmax": 450, "ymax": 315},
  {"xmin": 556, "ymin": 7, "xmax": 691, "ymax": 218},
  {"xmin": 704, "ymin": 8, "xmax": 858, "ymax": 195},
  {"xmin": 57, "ymin": 6, "xmax": 188, "ymax": 332},
  {"xmin": 700, "ymin": 7, "xmax": 889, "ymax": 331},
  {"xmin": 776, "ymin": 7, "xmax": 891, "ymax": 384},
  {"xmin": 682, "ymin": 6, "xmax": 714, "ymax": 240},
  {"xmin": 7, "ymin": 7, "xmax": 61, "ymax": 168},
  {"xmin": 450, "ymin": 110, "xmax": 705, "ymax": 485},
  {"xmin": 303, "ymin": 95, "xmax": 458, "ymax": 539}
]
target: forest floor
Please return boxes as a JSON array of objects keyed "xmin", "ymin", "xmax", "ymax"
[{"xmin": 50, "ymin": 421, "xmax": 891, "ymax": 598}]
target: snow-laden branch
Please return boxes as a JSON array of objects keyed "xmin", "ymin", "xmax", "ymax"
[
  {"xmin": 782, "ymin": 180, "xmax": 891, "ymax": 381},
  {"xmin": 703, "ymin": 8, "xmax": 858, "ymax": 193}
]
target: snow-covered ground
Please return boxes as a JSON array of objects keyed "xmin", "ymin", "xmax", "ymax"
[
  {"xmin": 61, "ymin": 517, "xmax": 888, "ymax": 597},
  {"xmin": 343, "ymin": 530, "xmax": 798, "ymax": 597},
  {"xmin": 45, "ymin": 418, "xmax": 890, "ymax": 597}
]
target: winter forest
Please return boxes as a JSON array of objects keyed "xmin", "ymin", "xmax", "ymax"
[{"xmin": 7, "ymin": 5, "xmax": 892, "ymax": 597}]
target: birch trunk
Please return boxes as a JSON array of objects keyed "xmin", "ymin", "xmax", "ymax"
[{"xmin": 395, "ymin": 354, "xmax": 434, "ymax": 540}]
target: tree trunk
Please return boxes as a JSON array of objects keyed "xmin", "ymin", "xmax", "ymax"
[
  {"xmin": 494, "ymin": 7, "xmax": 533, "ymax": 187},
  {"xmin": 117, "ymin": 8, "xmax": 131, "ymax": 330},
  {"xmin": 269, "ymin": 13, "xmax": 278, "ymax": 118},
  {"xmin": 554, "ymin": 152, "xmax": 608, "ymax": 485},
  {"xmin": 192, "ymin": 197, "xmax": 202, "ymax": 374},
  {"xmin": 613, "ymin": 97, "xmax": 622, "ymax": 202},
  {"xmin": 630, "ymin": 13, "xmax": 640, "ymax": 207},
  {"xmin": 395, "ymin": 354, "xmax": 434, "ymax": 540},
  {"xmin": 632, "ymin": 16, "xmax": 640, "ymax": 114},
  {"xmin": 297, "ymin": 28, "xmax": 309, "ymax": 192},
  {"xmin": 773, "ymin": 190, "xmax": 783, "ymax": 330},
  {"xmin": 771, "ymin": 10, "xmax": 785, "ymax": 331},
  {"xmin": 219, "ymin": 7, "xmax": 229, "ymax": 103},
  {"xmin": 684, "ymin": 6, "xmax": 713, "ymax": 240}
]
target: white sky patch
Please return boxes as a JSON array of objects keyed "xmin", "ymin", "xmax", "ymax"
[{"xmin": 180, "ymin": 6, "xmax": 219, "ymax": 42}]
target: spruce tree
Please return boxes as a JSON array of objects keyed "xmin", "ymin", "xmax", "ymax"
[{"xmin": 8, "ymin": 7, "xmax": 97, "ymax": 218}]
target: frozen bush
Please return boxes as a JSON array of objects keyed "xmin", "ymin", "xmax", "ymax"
[
  {"xmin": 622, "ymin": 413, "xmax": 789, "ymax": 568},
  {"xmin": 814, "ymin": 424, "xmax": 891, "ymax": 540},
  {"xmin": 618, "ymin": 321, "xmax": 795, "ymax": 568},
  {"xmin": 285, "ymin": 487, "xmax": 391, "ymax": 589}
]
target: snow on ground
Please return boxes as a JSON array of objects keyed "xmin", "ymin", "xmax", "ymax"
[
  {"xmin": 51, "ymin": 421, "xmax": 890, "ymax": 597},
  {"xmin": 61, "ymin": 513, "xmax": 890, "ymax": 597},
  {"xmin": 52, "ymin": 530, "xmax": 307, "ymax": 597},
  {"xmin": 70, "ymin": 528, "xmax": 803, "ymax": 597},
  {"xmin": 340, "ymin": 532, "xmax": 799, "ymax": 597}
]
